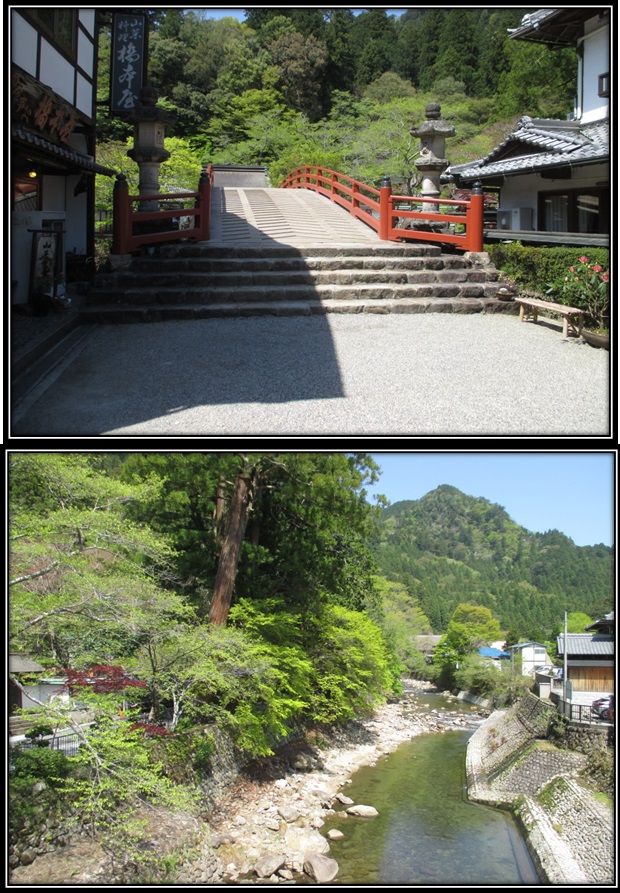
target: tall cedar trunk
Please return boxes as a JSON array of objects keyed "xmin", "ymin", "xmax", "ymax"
[
  {"xmin": 213, "ymin": 479, "xmax": 227, "ymax": 546},
  {"xmin": 208, "ymin": 473, "xmax": 252, "ymax": 626}
]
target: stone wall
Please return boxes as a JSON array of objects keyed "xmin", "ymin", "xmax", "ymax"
[
  {"xmin": 466, "ymin": 693, "xmax": 614, "ymax": 884},
  {"xmin": 537, "ymin": 777, "xmax": 614, "ymax": 884},
  {"xmin": 564, "ymin": 722, "xmax": 610, "ymax": 756}
]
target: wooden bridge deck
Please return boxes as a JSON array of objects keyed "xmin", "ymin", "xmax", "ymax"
[{"xmin": 209, "ymin": 186, "xmax": 380, "ymax": 246}]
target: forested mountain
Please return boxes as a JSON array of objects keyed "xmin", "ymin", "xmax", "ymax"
[
  {"xmin": 95, "ymin": 8, "xmax": 578, "ymax": 199},
  {"xmin": 374, "ymin": 486, "xmax": 613, "ymax": 640}
]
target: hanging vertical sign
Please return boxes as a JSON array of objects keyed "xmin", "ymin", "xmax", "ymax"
[{"xmin": 110, "ymin": 12, "xmax": 147, "ymax": 114}]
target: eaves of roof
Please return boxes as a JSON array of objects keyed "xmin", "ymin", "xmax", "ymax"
[{"xmin": 13, "ymin": 126, "xmax": 117, "ymax": 177}]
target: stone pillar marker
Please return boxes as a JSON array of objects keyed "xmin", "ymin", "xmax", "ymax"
[
  {"xmin": 410, "ymin": 102, "xmax": 455, "ymax": 213},
  {"xmin": 126, "ymin": 83, "xmax": 172, "ymax": 211}
]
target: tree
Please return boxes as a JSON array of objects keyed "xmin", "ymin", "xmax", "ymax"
[
  {"xmin": 9, "ymin": 454, "xmax": 189, "ymax": 669},
  {"xmin": 567, "ymin": 612, "xmax": 594, "ymax": 633},
  {"xmin": 268, "ymin": 29, "xmax": 329, "ymax": 120}
]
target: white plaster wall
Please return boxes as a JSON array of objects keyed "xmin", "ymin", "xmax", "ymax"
[
  {"xmin": 39, "ymin": 37, "xmax": 74, "ymax": 104},
  {"xmin": 79, "ymin": 9, "xmax": 96, "ymax": 37},
  {"xmin": 499, "ymin": 166, "xmax": 608, "ymax": 229},
  {"xmin": 11, "ymin": 11, "xmax": 37, "ymax": 76},
  {"xmin": 580, "ymin": 21, "xmax": 608, "ymax": 123},
  {"xmin": 42, "ymin": 175, "xmax": 66, "ymax": 212},
  {"xmin": 77, "ymin": 27, "xmax": 94, "ymax": 75},
  {"xmin": 76, "ymin": 72, "xmax": 93, "ymax": 116}
]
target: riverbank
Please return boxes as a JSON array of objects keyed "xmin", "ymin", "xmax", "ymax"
[
  {"xmin": 179, "ymin": 679, "xmax": 487, "ymax": 884},
  {"xmin": 9, "ymin": 681, "xmax": 487, "ymax": 885},
  {"xmin": 466, "ymin": 698, "xmax": 614, "ymax": 884}
]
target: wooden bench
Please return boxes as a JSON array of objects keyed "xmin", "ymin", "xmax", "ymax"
[{"xmin": 515, "ymin": 297, "xmax": 584, "ymax": 338}]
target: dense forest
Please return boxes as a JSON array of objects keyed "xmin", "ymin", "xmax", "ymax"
[
  {"xmin": 374, "ymin": 485, "xmax": 613, "ymax": 642},
  {"xmin": 95, "ymin": 8, "xmax": 578, "ymax": 208}
]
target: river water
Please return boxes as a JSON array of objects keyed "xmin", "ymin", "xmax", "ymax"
[{"xmin": 322, "ymin": 692, "xmax": 540, "ymax": 885}]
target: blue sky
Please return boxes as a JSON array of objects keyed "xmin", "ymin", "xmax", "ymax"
[{"xmin": 364, "ymin": 453, "xmax": 615, "ymax": 547}]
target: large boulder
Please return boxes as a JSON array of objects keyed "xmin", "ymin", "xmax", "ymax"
[
  {"xmin": 334, "ymin": 793, "xmax": 354, "ymax": 805},
  {"xmin": 283, "ymin": 826, "xmax": 330, "ymax": 858},
  {"xmin": 303, "ymin": 853, "xmax": 339, "ymax": 883},
  {"xmin": 346, "ymin": 805, "xmax": 379, "ymax": 818},
  {"xmin": 277, "ymin": 805, "xmax": 301, "ymax": 823},
  {"xmin": 254, "ymin": 854, "xmax": 287, "ymax": 878}
]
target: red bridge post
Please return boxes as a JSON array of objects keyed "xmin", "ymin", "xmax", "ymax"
[
  {"xmin": 112, "ymin": 174, "xmax": 130, "ymax": 254},
  {"xmin": 378, "ymin": 175, "xmax": 392, "ymax": 241},
  {"xmin": 467, "ymin": 181, "xmax": 484, "ymax": 252}
]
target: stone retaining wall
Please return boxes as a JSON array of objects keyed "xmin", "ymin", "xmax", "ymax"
[
  {"xmin": 467, "ymin": 694, "xmax": 614, "ymax": 884},
  {"xmin": 538, "ymin": 777, "xmax": 614, "ymax": 884}
]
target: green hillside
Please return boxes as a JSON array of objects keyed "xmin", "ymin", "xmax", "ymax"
[{"xmin": 375, "ymin": 486, "xmax": 613, "ymax": 640}]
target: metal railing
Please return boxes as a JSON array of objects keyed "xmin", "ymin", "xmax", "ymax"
[
  {"xmin": 11, "ymin": 727, "xmax": 93, "ymax": 757},
  {"xmin": 280, "ymin": 165, "xmax": 485, "ymax": 252}
]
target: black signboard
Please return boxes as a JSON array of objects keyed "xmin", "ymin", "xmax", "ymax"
[{"xmin": 110, "ymin": 12, "xmax": 147, "ymax": 114}]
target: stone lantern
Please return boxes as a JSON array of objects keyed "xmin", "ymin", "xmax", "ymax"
[
  {"xmin": 126, "ymin": 84, "xmax": 172, "ymax": 211},
  {"xmin": 410, "ymin": 102, "xmax": 455, "ymax": 213}
]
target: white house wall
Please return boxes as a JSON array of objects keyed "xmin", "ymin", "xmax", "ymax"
[
  {"xmin": 39, "ymin": 38, "xmax": 75, "ymax": 104},
  {"xmin": 579, "ymin": 16, "xmax": 609, "ymax": 123},
  {"xmin": 11, "ymin": 12, "xmax": 37, "ymax": 76},
  {"xmin": 11, "ymin": 10, "xmax": 96, "ymax": 118},
  {"xmin": 499, "ymin": 164, "xmax": 608, "ymax": 229}
]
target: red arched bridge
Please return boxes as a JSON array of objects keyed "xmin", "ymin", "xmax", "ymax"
[
  {"xmin": 111, "ymin": 164, "xmax": 484, "ymax": 254},
  {"xmin": 86, "ymin": 164, "xmax": 505, "ymax": 321}
]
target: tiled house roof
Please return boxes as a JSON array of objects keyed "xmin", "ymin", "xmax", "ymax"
[
  {"xmin": 442, "ymin": 117, "xmax": 608, "ymax": 184},
  {"xmin": 556, "ymin": 634, "xmax": 614, "ymax": 657}
]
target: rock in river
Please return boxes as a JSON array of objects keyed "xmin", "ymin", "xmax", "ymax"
[
  {"xmin": 346, "ymin": 805, "xmax": 379, "ymax": 818},
  {"xmin": 254, "ymin": 854, "xmax": 287, "ymax": 878},
  {"xmin": 304, "ymin": 853, "xmax": 339, "ymax": 883}
]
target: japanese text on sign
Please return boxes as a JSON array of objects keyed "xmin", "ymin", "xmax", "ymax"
[{"xmin": 110, "ymin": 13, "xmax": 146, "ymax": 113}]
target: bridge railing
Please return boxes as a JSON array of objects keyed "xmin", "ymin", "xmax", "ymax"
[
  {"xmin": 280, "ymin": 165, "xmax": 484, "ymax": 252},
  {"xmin": 112, "ymin": 164, "xmax": 213, "ymax": 254}
]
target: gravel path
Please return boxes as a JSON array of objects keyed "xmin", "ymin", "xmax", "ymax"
[{"xmin": 12, "ymin": 313, "xmax": 609, "ymax": 436}]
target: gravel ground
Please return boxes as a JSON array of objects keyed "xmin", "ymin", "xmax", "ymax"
[{"xmin": 12, "ymin": 313, "xmax": 609, "ymax": 436}]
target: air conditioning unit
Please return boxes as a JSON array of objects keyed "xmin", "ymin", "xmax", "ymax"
[{"xmin": 497, "ymin": 207, "xmax": 534, "ymax": 230}]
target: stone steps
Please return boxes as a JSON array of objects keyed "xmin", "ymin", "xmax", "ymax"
[
  {"xmin": 82, "ymin": 296, "xmax": 517, "ymax": 323},
  {"xmin": 94, "ymin": 268, "xmax": 497, "ymax": 288},
  {"xmin": 85, "ymin": 243, "xmax": 509, "ymax": 321},
  {"xmin": 89, "ymin": 281, "xmax": 505, "ymax": 305}
]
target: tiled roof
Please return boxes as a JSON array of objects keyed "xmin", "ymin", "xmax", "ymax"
[
  {"xmin": 13, "ymin": 126, "xmax": 117, "ymax": 176},
  {"xmin": 443, "ymin": 117, "xmax": 608, "ymax": 183},
  {"xmin": 556, "ymin": 634, "xmax": 614, "ymax": 656},
  {"xmin": 10, "ymin": 653, "xmax": 45, "ymax": 673}
]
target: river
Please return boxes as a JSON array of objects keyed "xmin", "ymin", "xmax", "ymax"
[{"xmin": 321, "ymin": 691, "xmax": 540, "ymax": 885}]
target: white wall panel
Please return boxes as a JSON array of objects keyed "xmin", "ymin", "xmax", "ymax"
[
  {"xmin": 11, "ymin": 12, "xmax": 37, "ymax": 76},
  {"xmin": 39, "ymin": 38, "xmax": 75, "ymax": 104}
]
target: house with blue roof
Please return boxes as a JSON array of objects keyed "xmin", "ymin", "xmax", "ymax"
[{"xmin": 443, "ymin": 8, "xmax": 609, "ymax": 246}]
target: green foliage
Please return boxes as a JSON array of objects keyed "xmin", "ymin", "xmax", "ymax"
[
  {"xmin": 545, "ymin": 255, "xmax": 610, "ymax": 330},
  {"xmin": 306, "ymin": 604, "xmax": 399, "ymax": 724},
  {"xmin": 567, "ymin": 612, "xmax": 594, "ymax": 633},
  {"xmin": 10, "ymin": 745, "xmax": 71, "ymax": 786},
  {"xmin": 375, "ymin": 487, "xmax": 613, "ymax": 640},
  {"xmin": 372, "ymin": 576, "xmax": 432, "ymax": 675},
  {"xmin": 486, "ymin": 242, "xmax": 609, "ymax": 295}
]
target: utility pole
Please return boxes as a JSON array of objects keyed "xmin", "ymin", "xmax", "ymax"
[{"xmin": 563, "ymin": 611, "xmax": 569, "ymax": 717}]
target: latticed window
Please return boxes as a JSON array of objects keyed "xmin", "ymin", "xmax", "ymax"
[{"xmin": 31, "ymin": 9, "xmax": 76, "ymax": 58}]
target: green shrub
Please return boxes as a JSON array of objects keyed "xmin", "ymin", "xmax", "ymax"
[
  {"xmin": 486, "ymin": 241, "xmax": 609, "ymax": 298},
  {"xmin": 10, "ymin": 745, "xmax": 71, "ymax": 785}
]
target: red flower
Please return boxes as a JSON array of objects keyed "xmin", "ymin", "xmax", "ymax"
[
  {"xmin": 591, "ymin": 264, "xmax": 602, "ymax": 273},
  {"xmin": 578, "ymin": 256, "xmax": 589, "ymax": 264}
]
